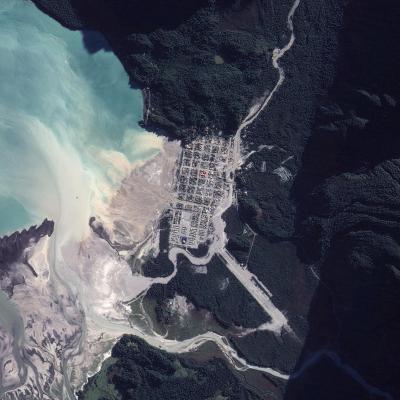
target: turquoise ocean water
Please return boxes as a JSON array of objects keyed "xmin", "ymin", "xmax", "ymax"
[{"xmin": 0, "ymin": 0, "xmax": 156, "ymax": 237}]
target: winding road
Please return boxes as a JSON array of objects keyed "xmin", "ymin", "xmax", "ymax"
[{"xmin": 160, "ymin": 0, "xmax": 301, "ymax": 380}]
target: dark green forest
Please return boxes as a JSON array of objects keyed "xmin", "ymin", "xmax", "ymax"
[{"xmin": 78, "ymin": 335, "xmax": 263, "ymax": 400}]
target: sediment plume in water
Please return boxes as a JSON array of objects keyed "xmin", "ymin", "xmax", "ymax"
[
  {"xmin": 0, "ymin": 1, "xmax": 169, "ymax": 398},
  {"xmin": 0, "ymin": 0, "xmax": 163, "ymax": 242}
]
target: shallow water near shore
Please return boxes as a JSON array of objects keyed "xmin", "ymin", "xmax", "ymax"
[
  {"xmin": 0, "ymin": 0, "xmax": 161, "ymax": 238},
  {"xmin": 0, "ymin": 290, "xmax": 25, "ymax": 394},
  {"xmin": 0, "ymin": 1, "xmax": 164, "ymax": 396}
]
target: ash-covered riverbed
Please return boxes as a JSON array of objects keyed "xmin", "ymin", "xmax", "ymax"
[
  {"xmin": 0, "ymin": 0, "xmax": 174, "ymax": 398},
  {"xmin": 0, "ymin": 0, "xmax": 304, "ymax": 399}
]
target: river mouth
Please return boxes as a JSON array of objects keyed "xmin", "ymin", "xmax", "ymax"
[
  {"xmin": 0, "ymin": 0, "xmax": 305, "ymax": 398},
  {"xmin": 0, "ymin": 0, "xmax": 162, "ymax": 240},
  {"xmin": 0, "ymin": 0, "xmax": 169, "ymax": 397}
]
